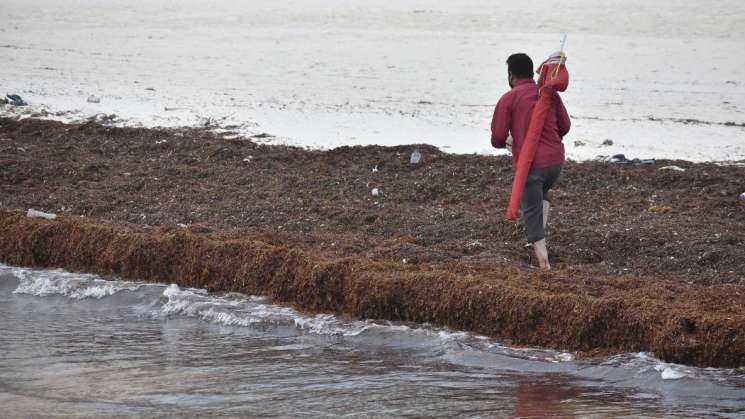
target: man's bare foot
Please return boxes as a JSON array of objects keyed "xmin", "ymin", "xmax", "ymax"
[{"xmin": 533, "ymin": 239, "xmax": 551, "ymax": 270}]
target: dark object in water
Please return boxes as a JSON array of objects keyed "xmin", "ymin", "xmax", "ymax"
[{"xmin": 5, "ymin": 94, "xmax": 28, "ymax": 106}]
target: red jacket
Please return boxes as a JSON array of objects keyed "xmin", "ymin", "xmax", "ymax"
[{"xmin": 491, "ymin": 79, "xmax": 570, "ymax": 170}]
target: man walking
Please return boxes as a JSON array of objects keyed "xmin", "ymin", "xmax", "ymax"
[{"xmin": 491, "ymin": 53, "xmax": 570, "ymax": 270}]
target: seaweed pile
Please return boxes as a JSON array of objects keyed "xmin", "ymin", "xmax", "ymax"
[{"xmin": 1, "ymin": 118, "xmax": 743, "ymax": 367}]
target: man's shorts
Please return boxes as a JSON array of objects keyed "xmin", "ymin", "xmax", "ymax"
[{"xmin": 520, "ymin": 163, "xmax": 562, "ymax": 243}]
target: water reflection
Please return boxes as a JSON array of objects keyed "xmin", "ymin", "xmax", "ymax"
[{"xmin": 512, "ymin": 379, "xmax": 580, "ymax": 418}]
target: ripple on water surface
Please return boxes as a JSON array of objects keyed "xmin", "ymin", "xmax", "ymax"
[{"xmin": 1, "ymin": 264, "xmax": 744, "ymax": 418}]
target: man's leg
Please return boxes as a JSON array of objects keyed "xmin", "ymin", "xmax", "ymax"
[
  {"xmin": 536, "ymin": 196, "xmax": 551, "ymax": 270},
  {"xmin": 537, "ymin": 165, "xmax": 562, "ymax": 270},
  {"xmin": 520, "ymin": 173, "xmax": 550, "ymax": 269},
  {"xmin": 534, "ymin": 238, "xmax": 550, "ymax": 270}
]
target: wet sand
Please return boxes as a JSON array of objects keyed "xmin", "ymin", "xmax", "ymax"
[{"xmin": 0, "ymin": 117, "xmax": 743, "ymax": 367}]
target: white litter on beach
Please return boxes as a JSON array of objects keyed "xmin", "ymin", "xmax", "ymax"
[
  {"xmin": 410, "ymin": 151, "xmax": 423, "ymax": 165},
  {"xmin": 659, "ymin": 165, "xmax": 686, "ymax": 172},
  {"xmin": 26, "ymin": 209, "xmax": 57, "ymax": 220}
]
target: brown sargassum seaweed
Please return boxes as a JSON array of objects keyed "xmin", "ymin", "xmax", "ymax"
[{"xmin": 1, "ymin": 210, "xmax": 743, "ymax": 368}]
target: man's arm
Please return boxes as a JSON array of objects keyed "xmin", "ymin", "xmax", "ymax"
[
  {"xmin": 556, "ymin": 94, "xmax": 571, "ymax": 137},
  {"xmin": 491, "ymin": 96, "xmax": 511, "ymax": 148}
]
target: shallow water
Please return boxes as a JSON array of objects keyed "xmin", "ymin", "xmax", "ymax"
[
  {"xmin": 1, "ymin": 0, "xmax": 744, "ymax": 161},
  {"xmin": 1, "ymin": 264, "xmax": 744, "ymax": 418}
]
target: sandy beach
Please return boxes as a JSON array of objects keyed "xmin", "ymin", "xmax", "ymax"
[{"xmin": 2, "ymin": 0, "xmax": 745, "ymax": 161}]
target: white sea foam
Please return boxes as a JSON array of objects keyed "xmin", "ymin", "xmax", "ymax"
[
  {"xmin": 659, "ymin": 366, "xmax": 687, "ymax": 380},
  {"xmin": 160, "ymin": 283, "xmax": 372, "ymax": 336},
  {"xmin": 6, "ymin": 265, "xmax": 139, "ymax": 299},
  {"xmin": 600, "ymin": 352, "xmax": 711, "ymax": 381}
]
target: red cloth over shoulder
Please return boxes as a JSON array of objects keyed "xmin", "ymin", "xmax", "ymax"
[{"xmin": 490, "ymin": 80, "xmax": 569, "ymax": 171}]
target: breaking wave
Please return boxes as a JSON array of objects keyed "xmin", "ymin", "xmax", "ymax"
[
  {"xmin": 3, "ymin": 263, "xmax": 744, "ymax": 388},
  {"xmin": 9, "ymin": 266, "xmax": 140, "ymax": 299},
  {"xmin": 0, "ymin": 264, "xmax": 573, "ymax": 363}
]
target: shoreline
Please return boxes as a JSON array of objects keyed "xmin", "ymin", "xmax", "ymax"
[{"xmin": 1, "ymin": 117, "xmax": 744, "ymax": 367}]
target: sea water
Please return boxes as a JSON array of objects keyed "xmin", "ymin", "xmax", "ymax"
[
  {"xmin": 0, "ymin": 0, "xmax": 744, "ymax": 161},
  {"xmin": 1, "ymin": 264, "xmax": 744, "ymax": 417}
]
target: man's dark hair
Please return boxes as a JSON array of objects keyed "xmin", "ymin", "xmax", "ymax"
[{"xmin": 506, "ymin": 53, "xmax": 534, "ymax": 79}]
